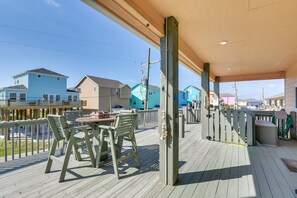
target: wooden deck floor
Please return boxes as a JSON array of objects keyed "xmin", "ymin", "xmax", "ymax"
[{"xmin": 1, "ymin": 124, "xmax": 297, "ymax": 198}]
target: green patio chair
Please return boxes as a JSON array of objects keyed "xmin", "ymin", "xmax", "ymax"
[
  {"xmin": 97, "ymin": 113, "xmax": 140, "ymax": 179},
  {"xmin": 45, "ymin": 115, "xmax": 95, "ymax": 182},
  {"xmin": 63, "ymin": 110, "xmax": 93, "ymax": 156},
  {"xmin": 62, "ymin": 110, "xmax": 83, "ymax": 127}
]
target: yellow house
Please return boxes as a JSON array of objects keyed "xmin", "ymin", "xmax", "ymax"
[{"xmin": 75, "ymin": 75, "xmax": 131, "ymax": 112}]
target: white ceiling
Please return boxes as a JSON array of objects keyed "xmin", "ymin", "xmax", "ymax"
[{"xmin": 147, "ymin": 0, "xmax": 297, "ymax": 77}]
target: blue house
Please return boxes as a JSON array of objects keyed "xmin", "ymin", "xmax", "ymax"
[
  {"xmin": 0, "ymin": 68, "xmax": 79, "ymax": 104},
  {"xmin": 184, "ymin": 85, "xmax": 201, "ymax": 105},
  {"xmin": 178, "ymin": 90, "xmax": 188, "ymax": 107},
  {"xmin": 131, "ymin": 84, "xmax": 160, "ymax": 109}
]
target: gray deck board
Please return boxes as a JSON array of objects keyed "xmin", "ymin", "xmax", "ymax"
[{"xmin": 1, "ymin": 124, "xmax": 297, "ymax": 198}]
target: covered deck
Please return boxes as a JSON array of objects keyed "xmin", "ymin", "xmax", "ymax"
[{"xmin": 1, "ymin": 123, "xmax": 297, "ymax": 197}]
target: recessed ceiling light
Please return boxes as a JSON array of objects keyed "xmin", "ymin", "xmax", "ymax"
[
  {"xmin": 227, "ymin": 67, "xmax": 232, "ymax": 71},
  {"xmin": 219, "ymin": 40, "xmax": 228, "ymax": 45}
]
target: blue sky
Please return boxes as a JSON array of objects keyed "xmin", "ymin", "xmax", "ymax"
[{"xmin": 0, "ymin": 0, "xmax": 284, "ymax": 99}]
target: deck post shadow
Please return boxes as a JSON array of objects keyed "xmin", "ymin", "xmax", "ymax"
[{"xmin": 159, "ymin": 16, "xmax": 179, "ymax": 186}]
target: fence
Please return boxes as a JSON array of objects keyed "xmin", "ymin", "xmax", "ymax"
[
  {"xmin": 209, "ymin": 109, "xmax": 255, "ymax": 145},
  {"xmin": 181, "ymin": 108, "xmax": 201, "ymax": 124},
  {"xmin": 209, "ymin": 109, "xmax": 297, "ymax": 145},
  {"xmin": 136, "ymin": 109, "xmax": 159, "ymax": 127},
  {"xmin": 0, "ymin": 119, "xmax": 52, "ymax": 162}
]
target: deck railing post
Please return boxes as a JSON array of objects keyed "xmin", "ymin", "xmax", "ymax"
[
  {"xmin": 290, "ymin": 111, "xmax": 296, "ymax": 139},
  {"xmin": 247, "ymin": 112, "xmax": 256, "ymax": 146}
]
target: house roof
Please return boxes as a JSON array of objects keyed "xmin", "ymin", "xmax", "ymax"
[
  {"xmin": 67, "ymin": 88, "xmax": 78, "ymax": 93},
  {"xmin": 0, "ymin": 85, "xmax": 28, "ymax": 90},
  {"xmin": 184, "ymin": 85, "xmax": 201, "ymax": 91},
  {"xmin": 266, "ymin": 93, "xmax": 284, "ymax": 100},
  {"xmin": 86, "ymin": 1, "xmax": 297, "ymax": 82},
  {"xmin": 131, "ymin": 83, "xmax": 159, "ymax": 90},
  {"xmin": 13, "ymin": 68, "xmax": 68, "ymax": 78},
  {"xmin": 76, "ymin": 75, "xmax": 129, "ymax": 89},
  {"xmin": 220, "ymin": 93, "xmax": 235, "ymax": 97}
]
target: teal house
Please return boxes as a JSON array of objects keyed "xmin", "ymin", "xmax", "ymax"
[
  {"xmin": 131, "ymin": 83, "xmax": 189, "ymax": 109},
  {"xmin": 0, "ymin": 68, "xmax": 79, "ymax": 103},
  {"xmin": 184, "ymin": 85, "xmax": 201, "ymax": 105},
  {"xmin": 131, "ymin": 84, "xmax": 160, "ymax": 109}
]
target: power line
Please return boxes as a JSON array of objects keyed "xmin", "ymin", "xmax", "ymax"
[
  {"xmin": 0, "ymin": 39, "xmax": 140, "ymax": 63},
  {"xmin": 0, "ymin": 24, "xmax": 146, "ymax": 51}
]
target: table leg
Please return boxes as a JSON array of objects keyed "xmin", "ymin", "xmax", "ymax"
[{"xmin": 93, "ymin": 128, "xmax": 108, "ymax": 168}]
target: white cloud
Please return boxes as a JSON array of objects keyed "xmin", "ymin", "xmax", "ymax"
[
  {"xmin": 267, "ymin": 84, "xmax": 276, "ymax": 88},
  {"xmin": 43, "ymin": 0, "xmax": 60, "ymax": 7}
]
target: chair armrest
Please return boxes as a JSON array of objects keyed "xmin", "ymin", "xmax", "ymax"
[{"xmin": 98, "ymin": 125, "xmax": 115, "ymax": 130}]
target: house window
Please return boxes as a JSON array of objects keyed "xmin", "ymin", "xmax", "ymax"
[
  {"xmin": 56, "ymin": 95, "xmax": 60, "ymax": 101},
  {"xmin": 133, "ymin": 100, "xmax": 136, "ymax": 105},
  {"xmin": 20, "ymin": 93, "xmax": 26, "ymax": 102},
  {"xmin": 9, "ymin": 93, "xmax": 17, "ymax": 101},
  {"xmin": 116, "ymin": 88, "xmax": 120, "ymax": 95},
  {"xmin": 43, "ymin": 94, "xmax": 48, "ymax": 101},
  {"xmin": 38, "ymin": 75, "xmax": 41, "ymax": 78},
  {"xmin": 57, "ymin": 77, "xmax": 60, "ymax": 80},
  {"xmin": 94, "ymin": 87, "xmax": 96, "ymax": 91},
  {"xmin": 68, "ymin": 95, "xmax": 72, "ymax": 101},
  {"xmin": 73, "ymin": 95, "xmax": 78, "ymax": 102}
]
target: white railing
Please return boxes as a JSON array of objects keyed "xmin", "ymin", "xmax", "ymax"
[{"xmin": 0, "ymin": 119, "xmax": 53, "ymax": 162}]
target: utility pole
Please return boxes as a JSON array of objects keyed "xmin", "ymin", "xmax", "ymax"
[
  {"xmin": 140, "ymin": 48, "xmax": 161, "ymax": 110},
  {"xmin": 234, "ymin": 82, "xmax": 238, "ymax": 109},
  {"xmin": 144, "ymin": 48, "xmax": 151, "ymax": 110}
]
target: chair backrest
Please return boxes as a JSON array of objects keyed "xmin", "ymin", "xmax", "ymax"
[
  {"xmin": 63, "ymin": 110, "xmax": 83, "ymax": 126},
  {"xmin": 47, "ymin": 115, "xmax": 69, "ymax": 141},
  {"xmin": 114, "ymin": 113, "xmax": 138, "ymax": 137}
]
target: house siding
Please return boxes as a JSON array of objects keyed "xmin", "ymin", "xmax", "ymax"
[
  {"xmin": 77, "ymin": 78, "xmax": 99, "ymax": 110},
  {"xmin": 131, "ymin": 84, "xmax": 160, "ymax": 109},
  {"xmin": 14, "ymin": 74, "xmax": 29, "ymax": 88},
  {"xmin": 184, "ymin": 86, "xmax": 201, "ymax": 105},
  {"xmin": 221, "ymin": 96, "xmax": 235, "ymax": 106},
  {"xmin": 111, "ymin": 87, "xmax": 130, "ymax": 109},
  {"xmin": 285, "ymin": 63, "xmax": 297, "ymax": 112},
  {"xmin": 26, "ymin": 73, "xmax": 68, "ymax": 100}
]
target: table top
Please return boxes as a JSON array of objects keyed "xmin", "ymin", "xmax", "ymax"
[{"xmin": 76, "ymin": 116, "xmax": 115, "ymax": 124}]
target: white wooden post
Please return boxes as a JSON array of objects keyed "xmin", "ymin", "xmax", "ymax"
[{"xmin": 159, "ymin": 16, "xmax": 179, "ymax": 185}]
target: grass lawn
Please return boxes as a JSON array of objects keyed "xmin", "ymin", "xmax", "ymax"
[{"xmin": 0, "ymin": 139, "xmax": 52, "ymax": 157}]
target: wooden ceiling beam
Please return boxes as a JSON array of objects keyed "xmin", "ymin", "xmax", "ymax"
[
  {"xmin": 85, "ymin": 0, "xmax": 214, "ymax": 80},
  {"xmin": 219, "ymin": 71, "xmax": 285, "ymax": 82}
]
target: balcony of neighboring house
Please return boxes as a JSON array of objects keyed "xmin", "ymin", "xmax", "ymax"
[{"xmin": 0, "ymin": 99, "xmax": 87, "ymax": 109}]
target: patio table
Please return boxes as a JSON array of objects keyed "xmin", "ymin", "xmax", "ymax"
[{"xmin": 76, "ymin": 116, "xmax": 115, "ymax": 167}]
